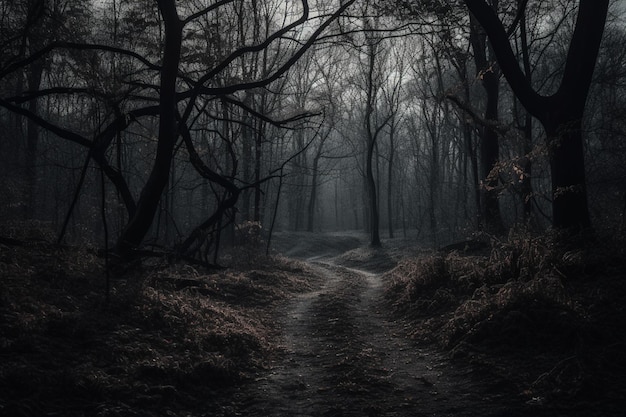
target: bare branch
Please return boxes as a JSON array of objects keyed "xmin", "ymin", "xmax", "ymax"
[
  {"xmin": 184, "ymin": 0, "xmax": 357, "ymax": 99},
  {"xmin": 220, "ymin": 95, "xmax": 320, "ymax": 128},
  {"xmin": 182, "ymin": 0, "xmax": 237, "ymax": 25},
  {"xmin": 446, "ymin": 93, "xmax": 511, "ymax": 136},
  {"xmin": 0, "ymin": 42, "xmax": 160, "ymax": 80},
  {"xmin": 0, "ymin": 97, "xmax": 92, "ymax": 148}
]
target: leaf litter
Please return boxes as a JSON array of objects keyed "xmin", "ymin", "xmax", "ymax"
[{"xmin": 1, "ymin": 229, "xmax": 625, "ymax": 416}]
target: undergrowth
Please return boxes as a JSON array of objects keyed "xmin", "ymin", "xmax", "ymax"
[
  {"xmin": 384, "ymin": 228, "xmax": 626, "ymax": 407},
  {"xmin": 0, "ymin": 239, "xmax": 313, "ymax": 417}
]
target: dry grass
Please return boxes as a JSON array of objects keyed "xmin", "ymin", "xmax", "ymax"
[
  {"xmin": 384, "ymin": 228, "xmax": 626, "ymax": 406},
  {"xmin": 0, "ymin": 237, "xmax": 314, "ymax": 417}
]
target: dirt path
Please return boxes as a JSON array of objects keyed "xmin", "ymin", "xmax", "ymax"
[{"xmin": 224, "ymin": 257, "xmax": 520, "ymax": 417}]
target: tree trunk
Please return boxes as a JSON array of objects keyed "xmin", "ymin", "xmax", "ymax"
[
  {"xmin": 521, "ymin": 112, "xmax": 533, "ymax": 220},
  {"xmin": 334, "ymin": 177, "xmax": 340, "ymax": 229},
  {"xmin": 352, "ymin": 186, "xmax": 360, "ymax": 230},
  {"xmin": 545, "ymin": 118, "xmax": 590, "ymax": 229},
  {"xmin": 464, "ymin": 0, "xmax": 608, "ymax": 231},
  {"xmin": 366, "ymin": 139, "xmax": 381, "ymax": 246},
  {"xmin": 480, "ymin": 67, "xmax": 503, "ymax": 232},
  {"xmin": 519, "ymin": 2, "xmax": 533, "ymax": 221},
  {"xmin": 454, "ymin": 58, "xmax": 482, "ymax": 227},
  {"xmin": 428, "ymin": 143, "xmax": 438, "ymax": 243},
  {"xmin": 307, "ymin": 137, "xmax": 326, "ymax": 232},
  {"xmin": 241, "ymin": 107, "xmax": 252, "ymax": 222},
  {"xmin": 116, "ymin": 0, "xmax": 182, "ymax": 255},
  {"xmin": 365, "ymin": 37, "xmax": 381, "ymax": 247},
  {"xmin": 307, "ymin": 152, "xmax": 320, "ymax": 232},
  {"xmin": 469, "ymin": 10, "xmax": 503, "ymax": 233},
  {"xmin": 25, "ymin": 58, "xmax": 44, "ymax": 219},
  {"xmin": 387, "ymin": 123, "xmax": 395, "ymax": 238},
  {"xmin": 254, "ymin": 118, "xmax": 263, "ymax": 223}
]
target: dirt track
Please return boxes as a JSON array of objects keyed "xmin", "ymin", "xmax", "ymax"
[{"xmin": 225, "ymin": 256, "xmax": 522, "ymax": 417}]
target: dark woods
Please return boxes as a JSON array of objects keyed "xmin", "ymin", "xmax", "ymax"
[
  {"xmin": 2, "ymin": 2, "xmax": 626, "ymax": 416},
  {"xmin": 1, "ymin": 0, "xmax": 625, "ymax": 261}
]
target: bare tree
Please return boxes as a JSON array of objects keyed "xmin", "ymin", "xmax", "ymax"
[
  {"xmin": 1, "ymin": 0, "xmax": 359, "ymax": 258},
  {"xmin": 464, "ymin": 0, "xmax": 608, "ymax": 231},
  {"xmin": 468, "ymin": 4, "xmax": 504, "ymax": 232}
]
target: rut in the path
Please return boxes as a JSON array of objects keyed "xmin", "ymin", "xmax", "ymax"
[{"xmin": 230, "ymin": 261, "xmax": 516, "ymax": 417}]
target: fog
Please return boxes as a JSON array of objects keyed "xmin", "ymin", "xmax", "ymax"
[{"xmin": 1, "ymin": 0, "xmax": 624, "ymax": 261}]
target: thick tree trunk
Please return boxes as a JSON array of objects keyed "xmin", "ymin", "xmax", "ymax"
[
  {"xmin": 545, "ymin": 118, "xmax": 590, "ymax": 229},
  {"xmin": 116, "ymin": 1, "xmax": 182, "ymax": 255},
  {"xmin": 480, "ymin": 68, "xmax": 503, "ymax": 232},
  {"xmin": 464, "ymin": 0, "xmax": 608, "ymax": 231},
  {"xmin": 469, "ymin": 10, "xmax": 503, "ymax": 232}
]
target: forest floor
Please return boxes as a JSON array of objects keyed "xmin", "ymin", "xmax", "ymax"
[
  {"xmin": 1, "ymin": 228, "xmax": 626, "ymax": 416},
  {"xmin": 226, "ymin": 236, "xmax": 518, "ymax": 417}
]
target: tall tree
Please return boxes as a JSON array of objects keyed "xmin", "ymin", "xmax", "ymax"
[
  {"xmin": 115, "ymin": 0, "xmax": 182, "ymax": 254},
  {"xmin": 352, "ymin": 6, "xmax": 398, "ymax": 247},
  {"xmin": 363, "ymin": 31, "xmax": 383, "ymax": 247},
  {"xmin": 114, "ymin": 0, "xmax": 359, "ymax": 255},
  {"xmin": 469, "ymin": 4, "xmax": 504, "ymax": 232},
  {"xmin": 464, "ymin": 0, "xmax": 608, "ymax": 230}
]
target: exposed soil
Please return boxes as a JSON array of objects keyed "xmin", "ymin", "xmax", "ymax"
[
  {"xmin": 218, "ymin": 231, "xmax": 626, "ymax": 417},
  {"xmin": 226, "ymin": 257, "xmax": 522, "ymax": 417}
]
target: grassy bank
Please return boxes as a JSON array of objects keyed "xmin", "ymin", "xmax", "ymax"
[
  {"xmin": 384, "ymin": 229, "xmax": 626, "ymax": 413},
  {"xmin": 0, "ymin": 241, "xmax": 314, "ymax": 417}
]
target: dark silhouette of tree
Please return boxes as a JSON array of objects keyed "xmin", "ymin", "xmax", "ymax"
[
  {"xmin": 464, "ymin": 0, "xmax": 609, "ymax": 231},
  {"xmin": 469, "ymin": 6, "xmax": 504, "ymax": 233},
  {"xmin": 0, "ymin": 0, "xmax": 360, "ymax": 263},
  {"xmin": 379, "ymin": 0, "xmax": 506, "ymax": 233},
  {"xmin": 115, "ymin": 0, "xmax": 183, "ymax": 254},
  {"xmin": 364, "ymin": 31, "xmax": 383, "ymax": 247},
  {"xmin": 0, "ymin": 0, "xmax": 91, "ymax": 220}
]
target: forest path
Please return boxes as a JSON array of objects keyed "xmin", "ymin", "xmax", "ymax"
[{"xmin": 227, "ymin": 255, "xmax": 515, "ymax": 417}]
